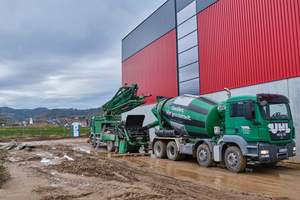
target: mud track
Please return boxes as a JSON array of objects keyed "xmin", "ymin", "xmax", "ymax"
[{"xmin": 0, "ymin": 137, "xmax": 298, "ymax": 199}]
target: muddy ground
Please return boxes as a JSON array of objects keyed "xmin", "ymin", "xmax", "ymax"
[{"xmin": 0, "ymin": 137, "xmax": 299, "ymax": 200}]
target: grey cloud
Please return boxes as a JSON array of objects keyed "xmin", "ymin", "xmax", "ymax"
[{"xmin": 0, "ymin": 0, "xmax": 166, "ymax": 109}]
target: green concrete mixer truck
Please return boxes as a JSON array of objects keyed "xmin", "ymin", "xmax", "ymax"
[{"xmin": 139, "ymin": 91, "xmax": 296, "ymax": 172}]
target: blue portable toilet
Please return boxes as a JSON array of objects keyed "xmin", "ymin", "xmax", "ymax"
[{"xmin": 71, "ymin": 122, "xmax": 80, "ymax": 137}]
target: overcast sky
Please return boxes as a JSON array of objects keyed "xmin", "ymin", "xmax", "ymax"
[{"xmin": 0, "ymin": 0, "xmax": 166, "ymax": 109}]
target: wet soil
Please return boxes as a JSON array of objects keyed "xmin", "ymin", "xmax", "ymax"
[
  {"xmin": 0, "ymin": 135, "xmax": 89, "ymax": 143},
  {"xmin": 0, "ymin": 137, "xmax": 299, "ymax": 200}
]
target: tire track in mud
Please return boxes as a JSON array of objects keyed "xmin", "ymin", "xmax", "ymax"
[
  {"xmin": 35, "ymin": 145, "xmax": 271, "ymax": 200},
  {"xmin": 1, "ymin": 141, "xmax": 290, "ymax": 200}
]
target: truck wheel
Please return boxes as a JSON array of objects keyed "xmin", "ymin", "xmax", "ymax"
[
  {"xmin": 166, "ymin": 141, "xmax": 181, "ymax": 161},
  {"xmin": 106, "ymin": 141, "xmax": 115, "ymax": 152},
  {"xmin": 196, "ymin": 144, "xmax": 213, "ymax": 167},
  {"xmin": 90, "ymin": 135, "xmax": 96, "ymax": 148},
  {"xmin": 260, "ymin": 161, "xmax": 277, "ymax": 167},
  {"xmin": 153, "ymin": 140, "xmax": 167, "ymax": 158},
  {"xmin": 224, "ymin": 146, "xmax": 247, "ymax": 173}
]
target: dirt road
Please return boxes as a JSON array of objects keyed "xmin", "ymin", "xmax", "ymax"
[{"xmin": 0, "ymin": 137, "xmax": 299, "ymax": 199}]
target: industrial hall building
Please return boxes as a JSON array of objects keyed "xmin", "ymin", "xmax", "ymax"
[{"xmin": 121, "ymin": 0, "xmax": 300, "ymax": 162}]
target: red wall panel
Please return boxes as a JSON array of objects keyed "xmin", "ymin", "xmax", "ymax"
[
  {"xmin": 122, "ymin": 29, "xmax": 178, "ymax": 104},
  {"xmin": 198, "ymin": 0, "xmax": 300, "ymax": 94}
]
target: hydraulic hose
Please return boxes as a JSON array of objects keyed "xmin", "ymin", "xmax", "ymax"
[{"xmin": 138, "ymin": 121, "xmax": 159, "ymax": 132}]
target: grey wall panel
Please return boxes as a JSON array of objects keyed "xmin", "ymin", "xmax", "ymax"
[
  {"xmin": 122, "ymin": 0, "xmax": 175, "ymax": 62},
  {"xmin": 176, "ymin": 0, "xmax": 194, "ymax": 12},
  {"xmin": 196, "ymin": 0, "xmax": 218, "ymax": 13}
]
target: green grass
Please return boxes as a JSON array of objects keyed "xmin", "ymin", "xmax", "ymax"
[
  {"xmin": 0, "ymin": 149, "xmax": 8, "ymax": 187},
  {"xmin": 0, "ymin": 126, "xmax": 90, "ymax": 140}
]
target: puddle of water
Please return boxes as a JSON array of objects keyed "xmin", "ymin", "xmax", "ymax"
[
  {"xmin": 79, "ymin": 148, "xmax": 90, "ymax": 154},
  {"xmin": 63, "ymin": 155, "xmax": 74, "ymax": 161},
  {"xmin": 119, "ymin": 155, "xmax": 300, "ymax": 199},
  {"xmin": 40, "ymin": 156, "xmax": 59, "ymax": 163},
  {"xmin": 88, "ymin": 149, "xmax": 300, "ymax": 198},
  {"xmin": 40, "ymin": 158, "xmax": 51, "ymax": 163}
]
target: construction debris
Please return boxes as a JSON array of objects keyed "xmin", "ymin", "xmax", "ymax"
[{"xmin": 1, "ymin": 141, "xmax": 35, "ymax": 150}]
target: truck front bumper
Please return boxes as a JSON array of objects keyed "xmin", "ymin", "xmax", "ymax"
[{"xmin": 258, "ymin": 141, "xmax": 296, "ymax": 162}]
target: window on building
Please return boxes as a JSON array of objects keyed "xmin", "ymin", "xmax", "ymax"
[
  {"xmin": 176, "ymin": 0, "xmax": 200, "ymax": 95},
  {"xmin": 179, "ymin": 78, "xmax": 200, "ymax": 95},
  {"xmin": 178, "ymin": 31, "xmax": 198, "ymax": 53},
  {"xmin": 179, "ymin": 62, "xmax": 199, "ymax": 82},
  {"xmin": 178, "ymin": 46, "xmax": 198, "ymax": 67},
  {"xmin": 177, "ymin": 16, "xmax": 197, "ymax": 39},
  {"xmin": 177, "ymin": 1, "xmax": 196, "ymax": 25}
]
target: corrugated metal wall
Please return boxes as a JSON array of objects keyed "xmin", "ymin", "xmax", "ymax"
[
  {"xmin": 122, "ymin": 29, "xmax": 178, "ymax": 104},
  {"xmin": 122, "ymin": 0, "xmax": 175, "ymax": 62},
  {"xmin": 198, "ymin": 0, "xmax": 300, "ymax": 94}
]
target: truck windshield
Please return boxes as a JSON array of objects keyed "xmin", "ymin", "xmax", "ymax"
[{"xmin": 260, "ymin": 103, "xmax": 291, "ymax": 121}]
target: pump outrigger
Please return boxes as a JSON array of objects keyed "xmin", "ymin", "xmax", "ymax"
[{"xmin": 88, "ymin": 84, "xmax": 151, "ymax": 154}]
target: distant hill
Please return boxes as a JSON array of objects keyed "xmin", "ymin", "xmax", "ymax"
[{"xmin": 0, "ymin": 107, "xmax": 103, "ymax": 122}]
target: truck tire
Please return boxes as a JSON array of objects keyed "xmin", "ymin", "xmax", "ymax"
[
  {"xmin": 196, "ymin": 144, "xmax": 213, "ymax": 167},
  {"xmin": 90, "ymin": 135, "xmax": 96, "ymax": 148},
  {"xmin": 166, "ymin": 141, "xmax": 181, "ymax": 161},
  {"xmin": 224, "ymin": 146, "xmax": 247, "ymax": 173},
  {"xmin": 260, "ymin": 161, "xmax": 277, "ymax": 167},
  {"xmin": 153, "ymin": 140, "xmax": 167, "ymax": 158},
  {"xmin": 106, "ymin": 140, "xmax": 115, "ymax": 152}
]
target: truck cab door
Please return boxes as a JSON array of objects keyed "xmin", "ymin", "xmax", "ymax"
[
  {"xmin": 230, "ymin": 102, "xmax": 259, "ymax": 140},
  {"xmin": 225, "ymin": 103, "xmax": 237, "ymax": 135}
]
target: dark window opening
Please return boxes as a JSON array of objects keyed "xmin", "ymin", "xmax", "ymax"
[{"xmin": 230, "ymin": 103, "xmax": 255, "ymax": 118}]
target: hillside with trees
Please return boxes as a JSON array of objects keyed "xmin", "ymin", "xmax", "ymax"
[{"xmin": 0, "ymin": 107, "xmax": 103, "ymax": 122}]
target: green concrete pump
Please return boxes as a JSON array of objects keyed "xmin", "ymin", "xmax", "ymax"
[
  {"xmin": 88, "ymin": 84, "xmax": 151, "ymax": 153},
  {"xmin": 140, "ymin": 90, "xmax": 296, "ymax": 172}
]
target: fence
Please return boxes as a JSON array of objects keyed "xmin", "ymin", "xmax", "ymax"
[{"xmin": 0, "ymin": 126, "xmax": 89, "ymax": 140}]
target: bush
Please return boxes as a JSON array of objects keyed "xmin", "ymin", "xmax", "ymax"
[
  {"xmin": 0, "ymin": 165, "xmax": 6, "ymax": 187},
  {"xmin": 0, "ymin": 149, "xmax": 8, "ymax": 187}
]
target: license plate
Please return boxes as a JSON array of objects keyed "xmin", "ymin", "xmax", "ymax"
[
  {"xmin": 279, "ymin": 148, "xmax": 287, "ymax": 153},
  {"xmin": 136, "ymin": 137, "xmax": 143, "ymax": 140}
]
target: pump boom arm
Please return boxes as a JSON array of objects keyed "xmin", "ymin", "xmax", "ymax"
[{"xmin": 102, "ymin": 84, "xmax": 151, "ymax": 116}]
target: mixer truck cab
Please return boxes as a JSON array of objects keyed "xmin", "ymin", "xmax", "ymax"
[{"xmin": 150, "ymin": 93, "xmax": 296, "ymax": 173}]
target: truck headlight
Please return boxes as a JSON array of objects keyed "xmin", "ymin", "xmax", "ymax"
[
  {"xmin": 261, "ymin": 150, "xmax": 269, "ymax": 155},
  {"xmin": 293, "ymin": 147, "xmax": 296, "ymax": 152}
]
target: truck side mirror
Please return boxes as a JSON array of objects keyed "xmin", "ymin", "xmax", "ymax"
[
  {"xmin": 244, "ymin": 102, "xmax": 254, "ymax": 121},
  {"xmin": 260, "ymin": 100, "xmax": 268, "ymax": 107},
  {"xmin": 244, "ymin": 102, "xmax": 262, "ymax": 125}
]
